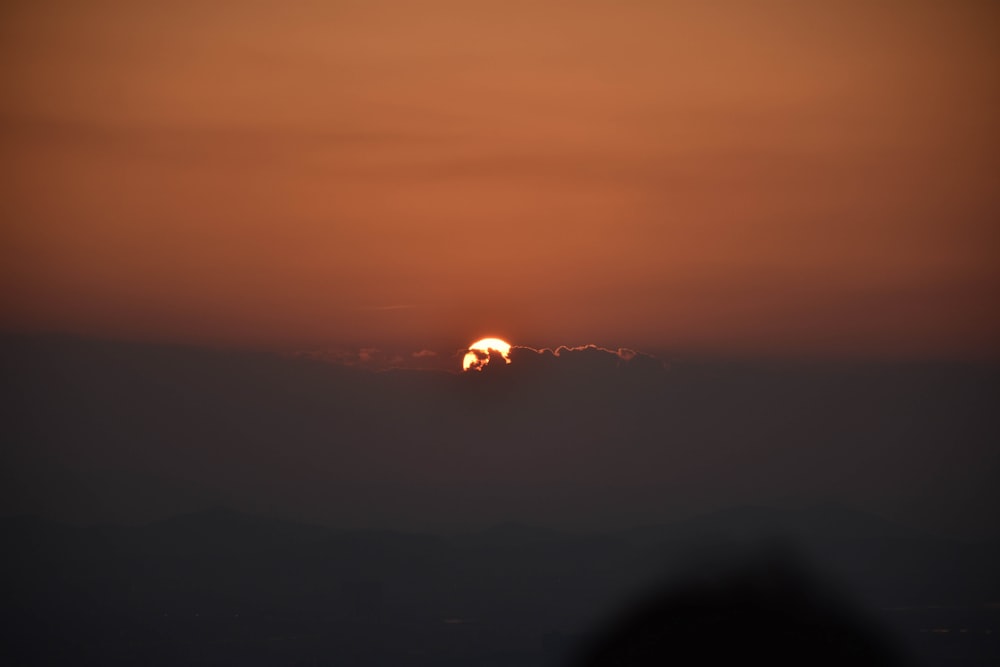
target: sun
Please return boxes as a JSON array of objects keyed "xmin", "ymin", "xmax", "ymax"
[{"xmin": 462, "ymin": 337, "xmax": 512, "ymax": 372}]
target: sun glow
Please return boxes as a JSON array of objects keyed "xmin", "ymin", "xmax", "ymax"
[{"xmin": 462, "ymin": 337, "xmax": 512, "ymax": 372}]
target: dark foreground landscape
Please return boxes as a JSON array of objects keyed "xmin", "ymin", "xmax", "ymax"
[
  {"xmin": 4, "ymin": 506, "xmax": 999, "ymax": 666},
  {"xmin": 3, "ymin": 336, "xmax": 999, "ymax": 665}
]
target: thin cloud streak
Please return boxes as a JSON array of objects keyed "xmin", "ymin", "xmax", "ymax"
[{"xmin": 357, "ymin": 305, "xmax": 420, "ymax": 311}]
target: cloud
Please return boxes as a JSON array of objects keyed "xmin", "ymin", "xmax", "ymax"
[
  {"xmin": 498, "ymin": 344, "xmax": 667, "ymax": 377},
  {"xmin": 4, "ymin": 334, "xmax": 999, "ymax": 538},
  {"xmin": 293, "ymin": 343, "xmax": 665, "ymax": 375},
  {"xmin": 293, "ymin": 346, "xmax": 406, "ymax": 368}
]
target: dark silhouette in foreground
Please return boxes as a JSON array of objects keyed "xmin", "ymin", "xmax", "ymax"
[
  {"xmin": 573, "ymin": 550, "xmax": 907, "ymax": 667},
  {"xmin": 3, "ymin": 510, "xmax": 998, "ymax": 665},
  {"xmin": 3, "ymin": 337, "xmax": 999, "ymax": 665}
]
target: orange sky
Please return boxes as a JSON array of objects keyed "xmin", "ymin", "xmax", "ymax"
[{"xmin": 2, "ymin": 0, "xmax": 998, "ymax": 359}]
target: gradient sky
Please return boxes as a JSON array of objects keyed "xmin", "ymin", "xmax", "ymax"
[{"xmin": 2, "ymin": 0, "xmax": 998, "ymax": 359}]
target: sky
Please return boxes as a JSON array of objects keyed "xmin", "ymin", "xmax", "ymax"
[{"xmin": 2, "ymin": 0, "xmax": 998, "ymax": 360}]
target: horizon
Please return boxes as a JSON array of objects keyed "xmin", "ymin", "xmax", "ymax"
[
  {"xmin": 4, "ymin": 333, "xmax": 998, "ymax": 541},
  {"xmin": 9, "ymin": 329, "xmax": 1000, "ymax": 371},
  {"xmin": 0, "ymin": 498, "xmax": 943, "ymax": 541}
]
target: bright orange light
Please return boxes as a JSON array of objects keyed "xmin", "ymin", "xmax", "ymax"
[{"xmin": 462, "ymin": 337, "xmax": 512, "ymax": 371}]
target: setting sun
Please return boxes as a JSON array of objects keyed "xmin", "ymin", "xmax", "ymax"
[{"xmin": 462, "ymin": 338, "xmax": 512, "ymax": 372}]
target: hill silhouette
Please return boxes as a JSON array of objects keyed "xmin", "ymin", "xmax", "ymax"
[
  {"xmin": 2, "ymin": 335, "xmax": 998, "ymax": 538},
  {"xmin": 2, "ymin": 506, "xmax": 998, "ymax": 666},
  {"xmin": 3, "ymin": 335, "xmax": 999, "ymax": 664}
]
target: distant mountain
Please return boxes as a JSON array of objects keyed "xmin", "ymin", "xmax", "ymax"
[
  {"xmin": 623, "ymin": 503, "xmax": 927, "ymax": 547},
  {"xmin": 2, "ymin": 508, "xmax": 998, "ymax": 667},
  {"xmin": 3, "ymin": 334, "xmax": 999, "ymax": 538},
  {"xmin": 470, "ymin": 521, "xmax": 570, "ymax": 546},
  {"xmin": 136, "ymin": 507, "xmax": 330, "ymax": 551}
]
